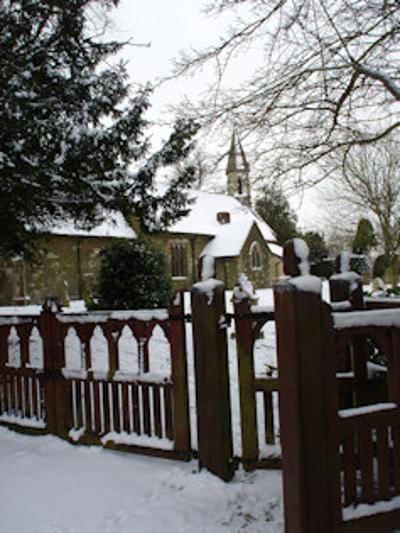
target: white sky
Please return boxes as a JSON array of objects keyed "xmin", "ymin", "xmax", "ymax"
[{"xmin": 106, "ymin": 0, "xmax": 322, "ymax": 230}]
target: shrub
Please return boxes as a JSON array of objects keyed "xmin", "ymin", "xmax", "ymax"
[
  {"xmin": 373, "ymin": 254, "xmax": 390, "ymax": 279},
  {"xmin": 95, "ymin": 238, "xmax": 172, "ymax": 310}
]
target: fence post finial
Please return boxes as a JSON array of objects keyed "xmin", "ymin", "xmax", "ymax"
[
  {"xmin": 42, "ymin": 296, "xmax": 61, "ymax": 314},
  {"xmin": 329, "ymin": 252, "xmax": 364, "ymax": 309},
  {"xmin": 283, "ymin": 238, "xmax": 310, "ymax": 277}
]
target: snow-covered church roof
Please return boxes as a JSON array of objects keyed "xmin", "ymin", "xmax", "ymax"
[
  {"xmin": 167, "ymin": 190, "xmax": 282, "ymax": 258},
  {"xmin": 50, "ymin": 211, "xmax": 136, "ymax": 239},
  {"xmin": 47, "ymin": 190, "xmax": 282, "ymax": 259}
]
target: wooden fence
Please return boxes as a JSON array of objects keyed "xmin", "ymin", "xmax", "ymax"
[
  {"xmin": 0, "ymin": 296, "xmax": 190, "ymax": 460},
  {"xmin": 3, "ymin": 240, "xmax": 400, "ymax": 531},
  {"xmin": 275, "ymin": 243, "xmax": 400, "ymax": 532}
]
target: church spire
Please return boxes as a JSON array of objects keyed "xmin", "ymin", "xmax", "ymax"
[{"xmin": 226, "ymin": 133, "xmax": 251, "ymax": 206}]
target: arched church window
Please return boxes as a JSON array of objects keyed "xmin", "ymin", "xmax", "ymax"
[
  {"xmin": 170, "ymin": 240, "xmax": 188, "ymax": 278},
  {"xmin": 250, "ymin": 242, "xmax": 262, "ymax": 270},
  {"xmin": 237, "ymin": 177, "xmax": 243, "ymax": 195}
]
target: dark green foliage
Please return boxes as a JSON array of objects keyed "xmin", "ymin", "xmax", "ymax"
[
  {"xmin": 387, "ymin": 286, "xmax": 400, "ymax": 296},
  {"xmin": 352, "ymin": 218, "xmax": 377, "ymax": 255},
  {"xmin": 349, "ymin": 255, "xmax": 369, "ymax": 277},
  {"xmin": 310, "ymin": 258, "xmax": 335, "ymax": 278},
  {"xmin": 301, "ymin": 231, "xmax": 328, "ymax": 265},
  {"xmin": 95, "ymin": 238, "xmax": 172, "ymax": 310},
  {"xmin": 255, "ymin": 186, "xmax": 298, "ymax": 245},
  {"xmin": 373, "ymin": 254, "xmax": 390, "ymax": 278},
  {"xmin": 0, "ymin": 0, "xmax": 198, "ymax": 258}
]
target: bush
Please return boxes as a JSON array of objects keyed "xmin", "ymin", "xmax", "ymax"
[
  {"xmin": 373, "ymin": 254, "xmax": 390, "ymax": 279},
  {"xmin": 349, "ymin": 254, "xmax": 369, "ymax": 277},
  {"xmin": 94, "ymin": 238, "xmax": 172, "ymax": 310}
]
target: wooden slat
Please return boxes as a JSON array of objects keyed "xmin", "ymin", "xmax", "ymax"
[
  {"xmin": 38, "ymin": 377, "xmax": 45, "ymax": 421},
  {"xmin": 392, "ymin": 425, "xmax": 400, "ymax": 494},
  {"xmin": 16, "ymin": 375, "xmax": 22, "ymax": 415},
  {"xmin": 32, "ymin": 377, "xmax": 42, "ymax": 420},
  {"xmin": 131, "ymin": 383, "xmax": 140, "ymax": 434},
  {"xmin": 24, "ymin": 376, "xmax": 31, "ymax": 418},
  {"xmin": 102, "ymin": 382, "xmax": 111, "ymax": 434},
  {"xmin": 263, "ymin": 391, "xmax": 275, "ymax": 445},
  {"xmin": 121, "ymin": 382, "xmax": 130, "ymax": 433},
  {"xmin": 164, "ymin": 384, "xmax": 173, "ymax": 440},
  {"xmin": 142, "ymin": 384, "xmax": 151, "ymax": 436},
  {"xmin": 112, "ymin": 382, "xmax": 120, "ymax": 433},
  {"xmin": 32, "ymin": 376, "xmax": 38, "ymax": 419},
  {"xmin": 75, "ymin": 380, "xmax": 83, "ymax": 429},
  {"xmin": 342, "ymin": 433, "xmax": 357, "ymax": 506},
  {"xmin": 153, "ymin": 384, "xmax": 162, "ymax": 438},
  {"xmin": 0, "ymin": 382, "xmax": 4, "ymax": 415},
  {"xmin": 92, "ymin": 381, "xmax": 101, "ymax": 434},
  {"xmin": 9, "ymin": 375, "xmax": 15, "ymax": 414},
  {"xmin": 85, "ymin": 380, "xmax": 92, "ymax": 432},
  {"xmin": 359, "ymin": 429, "xmax": 374, "ymax": 504},
  {"xmin": 376, "ymin": 427, "xmax": 391, "ymax": 500}
]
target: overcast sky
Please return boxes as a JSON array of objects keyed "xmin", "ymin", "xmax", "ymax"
[{"xmin": 106, "ymin": 0, "xmax": 322, "ymax": 230}]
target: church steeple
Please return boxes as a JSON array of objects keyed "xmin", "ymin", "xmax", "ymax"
[{"xmin": 226, "ymin": 133, "xmax": 251, "ymax": 206}]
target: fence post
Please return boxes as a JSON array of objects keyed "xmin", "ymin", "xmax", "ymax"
[
  {"xmin": 168, "ymin": 292, "xmax": 191, "ymax": 459},
  {"xmin": 274, "ymin": 281, "xmax": 341, "ymax": 533},
  {"xmin": 40, "ymin": 297, "xmax": 71, "ymax": 437},
  {"xmin": 329, "ymin": 253, "xmax": 364, "ymax": 310},
  {"xmin": 191, "ymin": 279, "xmax": 234, "ymax": 481},
  {"xmin": 233, "ymin": 298, "xmax": 259, "ymax": 469}
]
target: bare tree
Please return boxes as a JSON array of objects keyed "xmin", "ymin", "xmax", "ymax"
[
  {"xmin": 327, "ymin": 138, "xmax": 400, "ymax": 286},
  {"xmin": 172, "ymin": 0, "xmax": 400, "ymax": 185}
]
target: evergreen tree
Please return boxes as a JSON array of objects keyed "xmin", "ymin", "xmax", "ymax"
[
  {"xmin": 0, "ymin": 0, "xmax": 198, "ymax": 257},
  {"xmin": 255, "ymin": 186, "xmax": 298, "ymax": 245},
  {"xmin": 301, "ymin": 231, "xmax": 328, "ymax": 265},
  {"xmin": 95, "ymin": 238, "xmax": 172, "ymax": 309},
  {"xmin": 352, "ymin": 218, "xmax": 377, "ymax": 255}
]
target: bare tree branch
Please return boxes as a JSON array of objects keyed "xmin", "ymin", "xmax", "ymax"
[{"xmin": 168, "ymin": 0, "xmax": 400, "ymax": 187}]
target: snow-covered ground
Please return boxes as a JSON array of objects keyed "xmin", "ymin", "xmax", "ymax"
[{"xmin": 0, "ymin": 427, "xmax": 283, "ymax": 533}]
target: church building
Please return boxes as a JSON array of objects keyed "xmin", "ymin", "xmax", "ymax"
[{"xmin": 0, "ymin": 136, "xmax": 283, "ymax": 306}]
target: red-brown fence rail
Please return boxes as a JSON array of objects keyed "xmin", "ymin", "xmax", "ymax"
[{"xmin": 0, "ymin": 298, "xmax": 190, "ymax": 461}]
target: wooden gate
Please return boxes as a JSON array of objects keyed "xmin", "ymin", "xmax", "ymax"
[{"xmin": 275, "ymin": 281, "xmax": 400, "ymax": 532}]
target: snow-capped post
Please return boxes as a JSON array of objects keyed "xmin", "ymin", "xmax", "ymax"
[
  {"xmin": 329, "ymin": 253, "xmax": 368, "ymax": 402},
  {"xmin": 274, "ymin": 279, "xmax": 341, "ymax": 533},
  {"xmin": 40, "ymin": 297, "xmax": 72, "ymax": 437},
  {"xmin": 283, "ymin": 238, "xmax": 310, "ymax": 277},
  {"xmin": 191, "ymin": 255, "xmax": 234, "ymax": 481},
  {"xmin": 232, "ymin": 274, "xmax": 259, "ymax": 469},
  {"xmin": 329, "ymin": 252, "xmax": 364, "ymax": 310}
]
